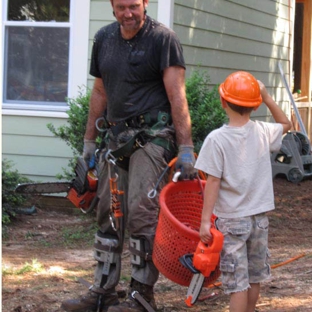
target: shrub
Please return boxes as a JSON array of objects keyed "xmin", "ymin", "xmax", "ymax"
[
  {"xmin": 186, "ymin": 70, "xmax": 228, "ymax": 153},
  {"xmin": 47, "ymin": 87, "xmax": 94, "ymax": 179},
  {"xmin": 2, "ymin": 159, "xmax": 32, "ymax": 225}
]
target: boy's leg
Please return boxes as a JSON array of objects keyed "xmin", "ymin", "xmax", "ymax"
[
  {"xmin": 230, "ymin": 290, "xmax": 248, "ymax": 312},
  {"xmin": 230, "ymin": 282, "xmax": 259, "ymax": 312},
  {"xmin": 247, "ymin": 283, "xmax": 260, "ymax": 312},
  {"xmin": 247, "ymin": 214, "xmax": 270, "ymax": 312},
  {"xmin": 216, "ymin": 217, "xmax": 252, "ymax": 312}
]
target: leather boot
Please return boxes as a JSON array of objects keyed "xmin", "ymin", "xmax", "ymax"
[
  {"xmin": 107, "ymin": 279, "xmax": 157, "ymax": 312},
  {"xmin": 61, "ymin": 288, "xmax": 119, "ymax": 312}
]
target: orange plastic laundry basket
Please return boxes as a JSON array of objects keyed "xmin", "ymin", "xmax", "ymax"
[{"xmin": 153, "ymin": 179, "xmax": 221, "ymax": 287}]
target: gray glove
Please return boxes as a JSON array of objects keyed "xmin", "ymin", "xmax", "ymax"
[
  {"xmin": 175, "ymin": 145, "xmax": 197, "ymax": 180},
  {"xmin": 83, "ymin": 139, "xmax": 96, "ymax": 167}
]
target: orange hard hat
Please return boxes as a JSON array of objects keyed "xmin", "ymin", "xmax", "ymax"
[{"xmin": 219, "ymin": 71, "xmax": 262, "ymax": 107}]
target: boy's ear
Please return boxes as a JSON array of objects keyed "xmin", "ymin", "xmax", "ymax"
[
  {"xmin": 253, "ymin": 106, "xmax": 259, "ymax": 111},
  {"xmin": 220, "ymin": 97, "xmax": 227, "ymax": 108}
]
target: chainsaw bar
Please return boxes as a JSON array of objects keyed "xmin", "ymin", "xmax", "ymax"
[
  {"xmin": 185, "ymin": 273, "xmax": 205, "ymax": 306},
  {"xmin": 15, "ymin": 182, "xmax": 72, "ymax": 194}
]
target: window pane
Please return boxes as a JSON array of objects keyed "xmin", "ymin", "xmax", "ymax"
[
  {"xmin": 8, "ymin": 0, "xmax": 70, "ymax": 22},
  {"xmin": 5, "ymin": 26, "xmax": 69, "ymax": 104}
]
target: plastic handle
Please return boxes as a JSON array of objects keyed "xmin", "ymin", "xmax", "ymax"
[{"xmin": 172, "ymin": 171, "xmax": 181, "ymax": 182}]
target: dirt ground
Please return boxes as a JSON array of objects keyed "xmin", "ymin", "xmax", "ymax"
[{"xmin": 2, "ymin": 177, "xmax": 312, "ymax": 312}]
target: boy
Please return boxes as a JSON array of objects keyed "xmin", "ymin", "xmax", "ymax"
[{"xmin": 195, "ymin": 71, "xmax": 291, "ymax": 312}]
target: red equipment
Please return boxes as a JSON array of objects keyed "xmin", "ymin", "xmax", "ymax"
[
  {"xmin": 67, "ymin": 168, "xmax": 98, "ymax": 210},
  {"xmin": 153, "ymin": 180, "xmax": 223, "ymax": 299}
]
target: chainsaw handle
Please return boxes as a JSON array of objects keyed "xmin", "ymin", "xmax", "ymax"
[
  {"xmin": 193, "ymin": 228, "xmax": 224, "ymax": 277},
  {"xmin": 198, "ymin": 228, "xmax": 224, "ymax": 253}
]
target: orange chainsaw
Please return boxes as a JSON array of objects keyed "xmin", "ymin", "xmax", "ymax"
[
  {"xmin": 179, "ymin": 227, "xmax": 224, "ymax": 306},
  {"xmin": 15, "ymin": 157, "xmax": 99, "ymax": 213}
]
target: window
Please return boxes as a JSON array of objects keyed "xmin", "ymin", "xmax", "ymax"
[{"xmin": 2, "ymin": 0, "xmax": 90, "ymax": 112}]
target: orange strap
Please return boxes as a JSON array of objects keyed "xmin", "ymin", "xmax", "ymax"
[{"xmin": 109, "ymin": 177, "xmax": 124, "ymax": 219}]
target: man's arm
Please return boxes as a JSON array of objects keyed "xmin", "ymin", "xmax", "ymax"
[
  {"xmin": 82, "ymin": 78, "xmax": 107, "ymax": 164},
  {"xmin": 84, "ymin": 77, "xmax": 108, "ymax": 140},
  {"xmin": 163, "ymin": 66, "xmax": 197, "ymax": 179},
  {"xmin": 162, "ymin": 66, "xmax": 193, "ymax": 146}
]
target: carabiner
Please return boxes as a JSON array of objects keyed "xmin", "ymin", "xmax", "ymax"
[
  {"xmin": 109, "ymin": 213, "xmax": 118, "ymax": 231},
  {"xmin": 95, "ymin": 117, "xmax": 107, "ymax": 132},
  {"xmin": 105, "ymin": 149, "xmax": 117, "ymax": 166}
]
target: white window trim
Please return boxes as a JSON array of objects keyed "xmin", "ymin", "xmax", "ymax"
[
  {"xmin": 157, "ymin": 0, "xmax": 174, "ymax": 29},
  {"xmin": 1, "ymin": 0, "xmax": 90, "ymax": 117}
]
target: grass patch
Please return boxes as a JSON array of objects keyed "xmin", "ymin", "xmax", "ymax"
[
  {"xmin": 2, "ymin": 259, "xmax": 44, "ymax": 276},
  {"xmin": 60, "ymin": 223, "xmax": 98, "ymax": 247}
]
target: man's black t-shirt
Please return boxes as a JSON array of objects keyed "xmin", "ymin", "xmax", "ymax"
[{"xmin": 90, "ymin": 16, "xmax": 185, "ymax": 122}]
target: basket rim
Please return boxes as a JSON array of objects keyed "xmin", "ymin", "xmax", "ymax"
[{"xmin": 159, "ymin": 180, "xmax": 206, "ymax": 241}]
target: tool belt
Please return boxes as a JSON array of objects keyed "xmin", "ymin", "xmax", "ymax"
[
  {"xmin": 101, "ymin": 110, "xmax": 176, "ymax": 170},
  {"xmin": 106, "ymin": 110, "xmax": 172, "ymax": 136}
]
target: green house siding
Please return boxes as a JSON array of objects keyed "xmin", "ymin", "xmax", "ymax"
[
  {"xmin": 2, "ymin": 114, "xmax": 73, "ymax": 182},
  {"xmin": 174, "ymin": 0, "xmax": 292, "ymax": 121}
]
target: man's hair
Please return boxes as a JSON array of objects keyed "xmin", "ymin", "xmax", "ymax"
[
  {"xmin": 111, "ymin": 0, "xmax": 145, "ymax": 3},
  {"xmin": 226, "ymin": 102, "xmax": 255, "ymax": 116}
]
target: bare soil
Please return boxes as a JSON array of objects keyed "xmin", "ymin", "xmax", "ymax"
[{"xmin": 2, "ymin": 177, "xmax": 312, "ymax": 312}]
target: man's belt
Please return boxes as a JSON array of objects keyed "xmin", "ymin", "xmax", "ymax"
[{"xmin": 108, "ymin": 110, "xmax": 172, "ymax": 137}]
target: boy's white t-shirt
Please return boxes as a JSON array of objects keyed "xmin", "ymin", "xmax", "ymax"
[{"xmin": 195, "ymin": 120, "xmax": 283, "ymax": 218}]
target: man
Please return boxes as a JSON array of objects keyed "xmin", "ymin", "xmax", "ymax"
[{"xmin": 61, "ymin": 0, "xmax": 196, "ymax": 311}]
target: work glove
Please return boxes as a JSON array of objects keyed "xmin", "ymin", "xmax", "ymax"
[
  {"xmin": 83, "ymin": 139, "xmax": 96, "ymax": 168},
  {"xmin": 175, "ymin": 145, "xmax": 197, "ymax": 180}
]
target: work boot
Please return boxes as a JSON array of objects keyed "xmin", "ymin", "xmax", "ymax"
[
  {"xmin": 61, "ymin": 289, "xmax": 119, "ymax": 312},
  {"xmin": 107, "ymin": 279, "xmax": 157, "ymax": 312}
]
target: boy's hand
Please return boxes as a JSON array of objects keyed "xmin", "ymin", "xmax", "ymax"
[
  {"xmin": 257, "ymin": 79, "xmax": 292, "ymax": 133},
  {"xmin": 257, "ymin": 80, "xmax": 270, "ymax": 102},
  {"xmin": 200, "ymin": 221, "xmax": 212, "ymax": 244}
]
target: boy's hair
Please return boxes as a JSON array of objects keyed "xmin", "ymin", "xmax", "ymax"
[{"xmin": 226, "ymin": 101, "xmax": 255, "ymax": 116}]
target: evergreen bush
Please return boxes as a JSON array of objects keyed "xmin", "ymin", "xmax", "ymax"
[
  {"xmin": 2, "ymin": 159, "xmax": 32, "ymax": 225},
  {"xmin": 186, "ymin": 70, "xmax": 228, "ymax": 153},
  {"xmin": 47, "ymin": 87, "xmax": 96, "ymax": 179}
]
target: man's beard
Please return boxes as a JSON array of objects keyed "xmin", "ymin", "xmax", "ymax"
[{"xmin": 121, "ymin": 16, "xmax": 143, "ymax": 32}]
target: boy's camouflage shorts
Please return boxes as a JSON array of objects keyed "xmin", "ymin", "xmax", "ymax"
[{"xmin": 216, "ymin": 213, "xmax": 271, "ymax": 294}]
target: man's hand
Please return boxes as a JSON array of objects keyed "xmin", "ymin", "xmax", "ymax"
[
  {"xmin": 175, "ymin": 145, "xmax": 197, "ymax": 180},
  {"xmin": 83, "ymin": 139, "xmax": 96, "ymax": 167}
]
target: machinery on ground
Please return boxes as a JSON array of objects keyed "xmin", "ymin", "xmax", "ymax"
[
  {"xmin": 271, "ymin": 63, "xmax": 312, "ymax": 183},
  {"xmin": 271, "ymin": 131, "xmax": 312, "ymax": 183}
]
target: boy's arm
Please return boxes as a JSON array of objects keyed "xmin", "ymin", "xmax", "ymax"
[
  {"xmin": 258, "ymin": 80, "xmax": 292, "ymax": 134},
  {"xmin": 200, "ymin": 175, "xmax": 221, "ymax": 243}
]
